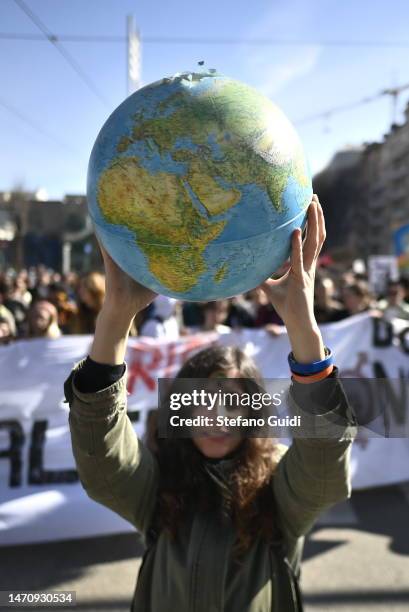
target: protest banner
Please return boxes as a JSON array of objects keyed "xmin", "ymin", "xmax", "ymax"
[{"xmin": 1, "ymin": 312, "xmax": 408, "ymax": 545}]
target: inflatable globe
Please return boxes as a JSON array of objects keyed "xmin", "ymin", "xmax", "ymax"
[{"xmin": 87, "ymin": 70, "xmax": 312, "ymax": 300}]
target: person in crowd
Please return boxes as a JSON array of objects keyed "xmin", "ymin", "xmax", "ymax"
[
  {"xmin": 26, "ymin": 300, "xmax": 62, "ymax": 339},
  {"xmin": 376, "ymin": 279, "xmax": 409, "ymax": 322},
  {"xmin": 182, "ymin": 301, "xmax": 204, "ymax": 328},
  {"xmin": 50, "ymin": 271, "xmax": 62, "ymax": 284},
  {"xmin": 9, "ymin": 273, "xmax": 33, "ymax": 307},
  {"xmin": 138, "ymin": 295, "xmax": 180, "ymax": 340},
  {"xmin": 401, "ymin": 276, "xmax": 409, "ymax": 304},
  {"xmin": 0, "ymin": 276, "xmax": 7, "ymax": 302},
  {"xmin": 314, "ymin": 273, "xmax": 346, "ymax": 323},
  {"xmin": 29, "ymin": 265, "xmax": 52, "ymax": 301},
  {"xmin": 226, "ymin": 295, "xmax": 256, "ymax": 328},
  {"xmin": 338, "ymin": 280, "xmax": 375, "ymax": 318},
  {"xmin": 246, "ymin": 287, "xmax": 284, "ymax": 327},
  {"xmin": 65, "ymin": 195, "xmax": 357, "ymax": 612},
  {"xmin": 61, "ymin": 271, "xmax": 80, "ymax": 302},
  {"xmin": 68, "ymin": 271, "xmax": 105, "ymax": 334},
  {"xmin": 0, "ymin": 304, "xmax": 17, "ymax": 345},
  {"xmin": 339, "ymin": 270, "xmax": 356, "ymax": 288},
  {"xmin": 197, "ymin": 300, "xmax": 232, "ymax": 334},
  {"xmin": 48, "ymin": 282, "xmax": 78, "ymax": 334},
  {"xmin": 182, "ymin": 297, "xmax": 255, "ymax": 331},
  {"xmin": 1, "ymin": 277, "xmax": 29, "ymax": 337}
]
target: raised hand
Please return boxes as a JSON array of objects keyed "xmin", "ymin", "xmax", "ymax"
[
  {"xmin": 98, "ymin": 239, "xmax": 157, "ymax": 318},
  {"xmin": 89, "ymin": 240, "xmax": 157, "ymax": 365},
  {"xmin": 259, "ymin": 194, "xmax": 326, "ymax": 362}
]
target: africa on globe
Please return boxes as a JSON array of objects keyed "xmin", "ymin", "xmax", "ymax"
[{"xmin": 87, "ymin": 70, "xmax": 312, "ymax": 300}]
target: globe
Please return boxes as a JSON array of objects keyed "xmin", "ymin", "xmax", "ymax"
[{"xmin": 87, "ymin": 70, "xmax": 312, "ymax": 301}]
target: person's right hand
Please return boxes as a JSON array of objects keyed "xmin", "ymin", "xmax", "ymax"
[{"xmin": 98, "ymin": 239, "xmax": 157, "ymax": 319}]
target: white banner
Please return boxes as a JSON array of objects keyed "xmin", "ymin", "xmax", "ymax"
[{"xmin": 1, "ymin": 312, "xmax": 409, "ymax": 545}]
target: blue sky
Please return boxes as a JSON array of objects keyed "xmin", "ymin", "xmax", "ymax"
[{"xmin": 1, "ymin": 0, "xmax": 409, "ymax": 198}]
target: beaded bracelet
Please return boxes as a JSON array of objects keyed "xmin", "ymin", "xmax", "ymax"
[{"xmin": 288, "ymin": 346, "xmax": 333, "ymax": 375}]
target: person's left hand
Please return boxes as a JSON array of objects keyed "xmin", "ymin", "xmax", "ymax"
[{"xmin": 259, "ymin": 194, "xmax": 325, "ymax": 334}]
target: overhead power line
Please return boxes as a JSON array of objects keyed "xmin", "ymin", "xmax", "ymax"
[
  {"xmin": 144, "ymin": 36, "xmax": 409, "ymax": 48},
  {"xmin": 2, "ymin": 31, "xmax": 409, "ymax": 48},
  {"xmin": 295, "ymin": 82, "xmax": 409, "ymax": 126},
  {"xmin": 13, "ymin": 0, "xmax": 111, "ymax": 109},
  {"xmin": 0, "ymin": 96, "xmax": 75, "ymax": 151},
  {"xmin": 295, "ymin": 94, "xmax": 383, "ymax": 125}
]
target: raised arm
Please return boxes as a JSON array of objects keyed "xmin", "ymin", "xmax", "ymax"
[
  {"xmin": 273, "ymin": 367, "xmax": 356, "ymax": 542},
  {"xmin": 65, "ymin": 243, "xmax": 158, "ymax": 534},
  {"xmin": 260, "ymin": 195, "xmax": 357, "ymax": 540}
]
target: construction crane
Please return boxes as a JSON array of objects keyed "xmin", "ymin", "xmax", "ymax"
[{"xmin": 381, "ymin": 82, "xmax": 409, "ymax": 125}]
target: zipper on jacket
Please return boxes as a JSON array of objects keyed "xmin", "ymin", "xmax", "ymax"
[{"xmin": 189, "ymin": 517, "xmax": 210, "ymax": 612}]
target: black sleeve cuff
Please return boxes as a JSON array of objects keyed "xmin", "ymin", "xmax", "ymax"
[{"xmin": 73, "ymin": 356, "xmax": 126, "ymax": 394}]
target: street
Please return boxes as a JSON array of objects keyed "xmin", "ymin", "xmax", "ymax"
[{"xmin": 1, "ymin": 482, "xmax": 409, "ymax": 611}]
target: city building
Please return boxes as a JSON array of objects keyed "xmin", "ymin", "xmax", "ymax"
[
  {"xmin": 0, "ymin": 193, "xmax": 98, "ymax": 272},
  {"xmin": 313, "ymin": 147, "xmax": 363, "ymax": 266},
  {"xmin": 314, "ymin": 101, "xmax": 409, "ymax": 265}
]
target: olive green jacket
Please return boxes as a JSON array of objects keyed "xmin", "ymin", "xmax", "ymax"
[{"xmin": 65, "ymin": 361, "xmax": 357, "ymax": 612}]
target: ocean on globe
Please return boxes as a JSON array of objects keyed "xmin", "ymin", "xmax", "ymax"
[{"xmin": 87, "ymin": 70, "xmax": 312, "ymax": 301}]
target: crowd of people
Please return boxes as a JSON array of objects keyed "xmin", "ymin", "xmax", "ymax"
[{"xmin": 0, "ymin": 262, "xmax": 408, "ymax": 345}]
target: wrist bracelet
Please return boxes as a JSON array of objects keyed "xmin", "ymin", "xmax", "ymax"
[
  {"xmin": 291, "ymin": 364, "xmax": 334, "ymax": 384},
  {"xmin": 288, "ymin": 346, "xmax": 333, "ymax": 375}
]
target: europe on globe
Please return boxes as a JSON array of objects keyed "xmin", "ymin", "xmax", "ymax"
[{"xmin": 87, "ymin": 70, "xmax": 312, "ymax": 300}]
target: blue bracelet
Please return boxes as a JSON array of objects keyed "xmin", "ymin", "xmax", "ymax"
[{"xmin": 288, "ymin": 346, "xmax": 333, "ymax": 375}]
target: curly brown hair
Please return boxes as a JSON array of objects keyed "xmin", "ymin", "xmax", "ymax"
[
  {"xmin": 147, "ymin": 345, "xmax": 285, "ymax": 558},
  {"xmin": 70, "ymin": 272, "xmax": 105, "ymax": 334}
]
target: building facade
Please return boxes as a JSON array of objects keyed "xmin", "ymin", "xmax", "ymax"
[
  {"xmin": 314, "ymin": 101, "xmax": 409, "ymax": 264},
  {"xmin": 0, "ymin": 193, "xmax": 98, "ymax": 272}
]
